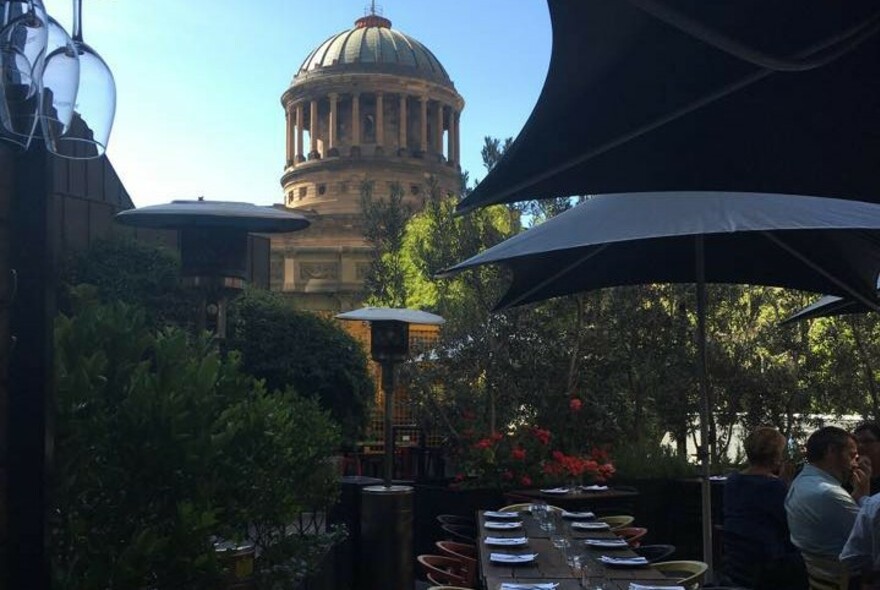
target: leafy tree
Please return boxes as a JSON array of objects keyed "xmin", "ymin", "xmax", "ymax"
[
  {"xmin": 226, "ymin": 288, "xmax": 374, "ymax": 448},
  {"xmin": 52, "ymin": 291, "xmax": 342, "ymax": 589},
  {"xmin": 360, "ymin": 180, "xmax": 412, "ymax": 307}
]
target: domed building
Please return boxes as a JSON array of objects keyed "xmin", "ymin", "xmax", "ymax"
[{"xmin": 270, "ymin": 10, "xmax": 465, "ymax": 312}]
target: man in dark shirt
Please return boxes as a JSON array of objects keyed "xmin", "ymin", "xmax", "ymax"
[{"xmin": 854, "ymin": 422, "xmax": 880, "ymax": 495}]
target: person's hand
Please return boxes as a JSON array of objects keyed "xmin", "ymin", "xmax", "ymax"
[{"xmin": 852, "ymin": 458, "xmax": 872, "ymax": 500}]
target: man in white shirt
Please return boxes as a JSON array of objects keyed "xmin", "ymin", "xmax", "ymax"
[
  {"xmin": 785, "ymin": 426, "xmax": 871, "ymax": 560},
  {"xmin": 841, "ymin": 494, "xmax": 880, "ymax": 586}
]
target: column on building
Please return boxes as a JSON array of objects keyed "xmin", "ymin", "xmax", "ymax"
[
  {"xmin": 398, "ymin": 93, "xmax": 408, "ymax": 155},
  {"xmin": 328, "ymin": 92, "xmax": 339, "ymax": 157},
  {"xmin": 351, "ymin": 93, "xmax": 361, "ymax": 156},
  {"xmin": 309, "ymin": 99, "xmax": 319, "ymax": 159},
  {"xmin": 295, "ymin": 102, "xmax": 305, "ymax": 163},
  {"xmin": 375, "ymin": 92, "xmax": 384, "ymax": 152},
  {"xmin": 285, "ymin": 103, "xmax": 292, "ymax": 166},
  {"xmin": 419, "ymin": 95, "xmax": 428, "ymax": 154},
  {"xmin": 453, "ymin": 110, "xmax": 461, "ymax": 167},
  {"xmin": 446, "ymin": 106, "xmax": 454, "ymax": 165},
  {"xmin": 435, "ymin": 101, "xmax": 444, "ymax": 158}
]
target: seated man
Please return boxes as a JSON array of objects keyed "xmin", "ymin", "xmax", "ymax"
[
  {"xmin": 724, "ymin": 427, "xmax": 805, "ymax": 589},
  {"xmin": 840, "ymin": 494, "xmax": 880, "ymax": 588},
  {"xmin": 785, "ymin": 426, "xmax": 870, "ymax": 563},
  {"xmin": 854, "ymin": 422, "xmax": 880, "ymax": 494}
]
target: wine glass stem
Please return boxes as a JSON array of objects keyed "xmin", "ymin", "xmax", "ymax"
[{"xmin": 72, "ymin": 0, "xmax": 83, "ymax": 42}]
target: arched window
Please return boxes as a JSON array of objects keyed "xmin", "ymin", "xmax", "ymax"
[{"xmin": 363, "ymin": 114, "xmax": 375, "ymax": 143}]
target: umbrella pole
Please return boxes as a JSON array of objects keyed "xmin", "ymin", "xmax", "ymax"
[{"xmin": 695, "ymin": 235, "xmax": 714, "ymax": 580}]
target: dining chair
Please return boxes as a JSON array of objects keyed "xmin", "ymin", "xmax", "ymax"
[
  {"xmin": 597, "ymin": 514, "xmax": 634, "ymax": 531},
  {"xmin": 435, "ymin": 540, "xmax": 478, "ymax": 586},
  {"xmin": 801, "ymin": 553, "xmax": 849, "ymax": 590},
  {"xmin": 615, "ymin": 526, "xmax": 648, "ymax": 548},
  {"xmin": 440, "ymin": 523, "xmax": 477, "ymax": 543},
  {"xmin": 652, "ymin": 560, "xmax": 709, "ymax": 589},
  {"xmin": 418, "ymin": 554, "xmax": 470, "ymax": 587},
  {"xmin": 437, "ymin": 514, "xmax": 475, "ymax": 527},
  {"xmin": 498, "ymin": 502, "xmax": 563, "ymax": 513},
  {"xmin": 634, "ymin": 544, "xmax": 676, "ymax": 563}
]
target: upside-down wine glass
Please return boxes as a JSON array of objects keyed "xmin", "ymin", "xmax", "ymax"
[
  {"xmin": 45, "ymin": 0, "xmax": 114, "ymax": 158},
  {"xmin": 38, "ymin": 14, "xmax": 78, "ymax": 144},
  {"xmin": 0, "ymin": 0, "xmax": 48, "ymax": 148}
]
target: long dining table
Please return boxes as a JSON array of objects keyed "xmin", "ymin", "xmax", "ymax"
[{"xmin": 477, "ymin": 510, "xmax": 685, "ymax": 590}]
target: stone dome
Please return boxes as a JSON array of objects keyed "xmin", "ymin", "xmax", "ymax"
[{"xmin": 294, "ymin": 14, "xmax": 453, "ymax": 87}]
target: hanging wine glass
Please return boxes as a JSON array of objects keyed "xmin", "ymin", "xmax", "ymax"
[
  {"xmin": 0, "ymin": 0, "xmax": 48, "ymax": 148},
  {"xmin": 46, "ymin": 0, "xmax": 114, "ymax": 159},
  {"xmin": 38, "ymin": 15, "xmax": 78, "ymax": 148}
]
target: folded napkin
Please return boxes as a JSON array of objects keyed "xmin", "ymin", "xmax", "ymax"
[
  {"xmin": 485, "ymin": 521, "xmax": 522, "ymax": 529},
  {"xmin": 581, "ymin": 484, "xmax": 610, "ymax": 491},
  {"xmin": 709, "ymin": 475, "xmax": 728, "ymax": 481},
  {"xmin": 489, "ymin": 552, "xmax": 538, "ymax": 563},
  {"xmin": 572, "ymin": 521, "xmax": 610, "ymax": 529},
  {"xmin": 600, "ymin": 555, "xmax": 649, "ymax": 565},
  {"xmin": 585, "ymin": 538, "xmax": 629, "ymax": 547},
  {"xmin": 485, "ymin": 536, "xmax": 528, "ymax": 545},
  {"xmin": 485, "ymin": 510, "xmax": 520, "ymax": 518},
  {"xmin": 629, "ymin": 584, "xmax": 685, "ymax": 590},
  {"xmin": 540, "ymin": 487, "xmax": 570, "ymax": 493},
  {"xmin": 501, "ymin": 583, "xmax": 559, "ymax": 590},
  {"xmin": 561, "ymin": 510, "xmax": 595, "ymax": 519}
]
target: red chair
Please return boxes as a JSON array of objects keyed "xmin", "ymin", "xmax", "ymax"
[
  {"xmin": 616, "ymin": 526, "xmax": 648, "ymax": 548},
  {"xmin": 417, "ymin": 555, "xmax": 470, "ymax": 587},
  {"xmin": 435, "ymin": 541, "xmax": 478, "ymax": 586}
]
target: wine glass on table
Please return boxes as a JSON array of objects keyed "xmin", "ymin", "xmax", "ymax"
[{"xmin": 45, "ymin": 0, "xmax": 114, "ymax": 158}]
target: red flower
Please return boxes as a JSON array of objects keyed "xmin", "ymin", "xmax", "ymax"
[
  {"xmin": 474, "ymin": 438, "xmax": 492, "ymax": 450},
  {"xmin": 531, "ymin": 427, "xmax": 551, "ymax": 445},
  {"xmin": 491, "ymin": 431, "xmax": 504, "ymax": 442},
  {"xmin": 569, "ymin": 397, "xmax": 583, "ymax": 412},
  {"xmin": 520, "ymin": 475, "xmax": 532, "ymax": 486},
  {"xmin": 552, "ymin": 450, "xmax": 565, "ymax": 461},
  {"xmin": 511, "ymin": 447, "xmax": 526, "ymax": 461}
]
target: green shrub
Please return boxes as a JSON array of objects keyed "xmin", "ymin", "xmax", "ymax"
[
  {"xmin": 227, "ymin": 288, "xmax": 374, "ymax": 447},
  {"xmin": 611, "ymin": 441, "xmax": 698, "ymax": 480},
  {"xmin": 52, "ymin": 293, "xmax": 342, "ymax": 589}
]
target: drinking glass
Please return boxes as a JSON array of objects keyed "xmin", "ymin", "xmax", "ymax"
[
  {"xmin": 0, "ymin": 0, "xmax": 48, "ymax": 148},
  {"xmin": 38, "ymin": 15, "xmax": 78, "ymax": 143},
  {"xmin": 45, "ymin": 0, "xmax": 114, "ymax": 158},
  {"xmin": 579, "ymin": 561, "xmax": 610, "ymax": 590}
]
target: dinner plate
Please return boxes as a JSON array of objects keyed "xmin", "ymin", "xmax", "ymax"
[
  {"xmin": 585, "ymin": 539, "xmax": 629, "ymax": 548},
  {"xmin": 485, "ymin": 536, "xmax": 528, "ymax": 547},
  {"xmin": 599, "ymin": 555, "xmax": 649, "ymax": 568},
  {"xmin": 484, "ymin": 510, "xmax": 521, "ymax": 519},
  {"xmin": 580, "ymin": 484, "xmax": 610, "ymax": 491},
  {"xmin": 572, "ymin": 521, "xmax": 610, "ymax": 530},
  {"xmin": 489, "ymin": 552, "xmax": 538, "ymax": 564},
  {"xmin": 539, "ymin": 487, "xmax": 570, "ymax": 494},
  {"xmin": 561, "ymin": 510, "xmax": 595, "ymax": 519},
  {"xmin": 484, "ymin": 521, "xmax": 523, "ymax": 530}
]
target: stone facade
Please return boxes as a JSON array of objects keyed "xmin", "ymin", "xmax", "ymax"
[{"xmin": 272, "ymin": 12, "xmax": 464, "ymax": 312}]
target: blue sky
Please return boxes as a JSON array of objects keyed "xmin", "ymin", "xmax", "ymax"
[{"xmin": 42, "ymin": 1, "xmax": 552, "ymax": 207}]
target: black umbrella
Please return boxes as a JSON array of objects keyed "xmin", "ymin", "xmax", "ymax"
[
  {"xmin": 441, "ymin": 191, "xmax": 880, "ymax": 574},
  {"xmin": 456, "ymin": 0, "xmax": 880, "ymax": 214},
  {"xmin": 781, "ymin": 294, "xmax": 871, "ymax": 324}
]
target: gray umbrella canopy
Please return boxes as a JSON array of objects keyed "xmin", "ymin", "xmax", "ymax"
[
  {"xmin": 456, "ymin": 0, "xmax": 880, "ymax": 213},
  {"xmin": 781, "ymin": 295, "xmax": 870, "ymax": 324},
  {"xmin": 444, "ymin": 192, "xmax": 880, "ymax": 310}
]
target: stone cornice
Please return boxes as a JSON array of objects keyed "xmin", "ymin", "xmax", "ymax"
[{"xmin": 281, "ymin": 73, "xmax": 464, "ymax": 111}]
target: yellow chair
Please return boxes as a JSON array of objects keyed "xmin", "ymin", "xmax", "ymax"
[
  {"xmin": 652, "ymin": 560, "xmax": 708, "ymax": 589},
  {"xmin": 597, "ymin": 514, "xmax": 634, "ymax": 531},
  {"xmin": 802, "ymin": 553, "xmax": 849, "ymax": 590},
  {"xmin": 498, "ymin": 502, "xmax": 563, "ymax": 513}
]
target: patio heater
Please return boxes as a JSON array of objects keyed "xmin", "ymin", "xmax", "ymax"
[
  {"xmin": 335, "ymin": 307, "xmax": 445, "ymax": 590},
  {"xmin": 115, "ymin": 199, "xmax": 310, "ymax": 344}
]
